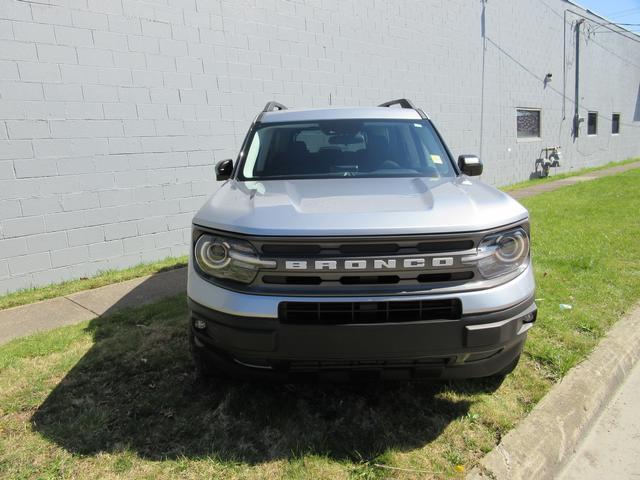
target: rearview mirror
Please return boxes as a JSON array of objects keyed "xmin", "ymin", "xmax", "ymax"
[
  {"xmin": 215, "ymin": 159, "xmax": 233, "ymax": 181},
  {"xmin": 458, "ymin": 155, "xmax": 483, "ymax": 176}
]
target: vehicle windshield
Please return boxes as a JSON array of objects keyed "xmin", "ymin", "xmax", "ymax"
[{"xmin": 240, "ymin": 119, "xmax": 456, "ymax": 180}]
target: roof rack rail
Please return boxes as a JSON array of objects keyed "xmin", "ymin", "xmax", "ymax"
[
  {"xmin": 263, "ymin": 101, "xmax": 287, "ymax": 112},
  {"xmin": 378, "ymin": 98, "xmax": 417, "ymax": 109},
  {"xmin": 378, "ymin": 98, "xmax": 427, "ymax": 119},
  {"xmin": 256, "ymin": 101, "xmax": 287, "ymax": 123}
]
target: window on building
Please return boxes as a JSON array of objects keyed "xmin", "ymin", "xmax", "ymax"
[
  {"xmin": 612, "ymin": 113, "xmax": 620, "ymax": 135},
  {"xmin": 516, "ymin": 109, "xmax": 541, "ymax": 139},
  {"xmin": 587, "ymin": 112, "xmax": 598, "ymax": 135}
]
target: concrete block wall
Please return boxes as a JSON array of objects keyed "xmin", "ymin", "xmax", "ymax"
[
  {"xmin": 1, "ymin": 0, "xmax": 639, "ymax": 294},
  {"xmin": 475, "ymin": 0, "xmax": 640, "ymax": 185}
]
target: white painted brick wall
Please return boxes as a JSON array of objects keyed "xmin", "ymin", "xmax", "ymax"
[{"xmin": 0, "ymin": 0, "xmax": 639, "ymax": 294}]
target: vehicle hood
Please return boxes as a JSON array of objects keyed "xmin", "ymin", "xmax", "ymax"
[{"xmin": 193, "ymin": 176, "xmax": 529, "ymax": 236}]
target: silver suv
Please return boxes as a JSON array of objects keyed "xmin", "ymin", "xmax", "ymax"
[{"xmin": 188, "ymin": 99, "xmax": 536, "ymax": 381}]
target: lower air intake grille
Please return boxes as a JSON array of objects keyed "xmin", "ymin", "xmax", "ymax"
[{"xmin": 279, "ymin": 299, "xmax": 462, "ymax": 324}]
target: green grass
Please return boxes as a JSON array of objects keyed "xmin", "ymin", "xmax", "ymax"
[
  {"xmin": 1, "ymin": 169, "xmax": 639, "ymax": 479},
  {"xmin": 0, "ymin": 255, "xmax": 188, "ymax": 311},
  {"xmin": 500, "ymin": 157, "xmax": 639, "ymax": 191}
]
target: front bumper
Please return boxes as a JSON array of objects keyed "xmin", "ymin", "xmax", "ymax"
[{"xmin": 188, "ymin": 264, "xmax": 536, "ymax": 380}]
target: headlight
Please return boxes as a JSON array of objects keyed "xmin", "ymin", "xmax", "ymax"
[
  {"xmin": 463, "ymin": 227, "xmax": 530, "ymax": 279},
  {"xmin": 194, "ymin": 233, "xmax": 275, "ymax": 284}
]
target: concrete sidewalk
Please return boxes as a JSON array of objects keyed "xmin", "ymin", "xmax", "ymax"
[
  {"xmin": 558, "ymin": 358, "xmax": 640, "ymax": 480},
  {"xmin": 1, "ymin": 160, "xmax": 638, "ymax": 345},
  {"xmin": 468, "ymin": 304, "xmax": 640, "ymax": 480},
  {"xmin": 0, "ymin": 267, "xmax": 186, "ymax": 345},
  {"xmin": 508, "ymin": 160, "xmax": 640, "ymax": 200}
]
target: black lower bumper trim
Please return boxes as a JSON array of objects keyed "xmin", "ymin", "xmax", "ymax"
[{"xmin": 189, "ymin": 296, "xmax": 536, "ymax": 380}]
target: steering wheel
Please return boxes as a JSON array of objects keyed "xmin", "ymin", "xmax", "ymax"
[{"xmin": 379, "ymin": 160, "xmax": 402, "ymax": 170}]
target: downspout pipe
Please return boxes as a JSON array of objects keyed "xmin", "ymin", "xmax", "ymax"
[{"xmin": 574, "ymin": 19, "xmax": 585, "ymax": 137}]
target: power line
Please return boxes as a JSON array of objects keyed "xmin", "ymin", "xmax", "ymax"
[
  {"xmin": 580, "ymin": 30, "xmax": 640, "ymax": 70},
  {"xmin": 535, "ymin": 0, "xmax": 640, "ymax": 41},
  {"xmin": 595, "ymin": 23, "xmax": 640, "ymax": 26},
  {"xmin": 484, "ymin": 37, "xmax": 640, "ymax": 129},
  {"xmin": 591, "ymin": 22, "xmax": 640, "ymax": 33},
  {"xmin": 603, "ymin": 6, "xmax": 640, "ymax": 17},
  {"xmin": 528, "ymin": 0, "xmax": 640, "ymax": 134},
  {"xmin": 561, "ymin": 8, "xmax": 640, "ymax": 68},
  {"xmin": 606, "ymin": 9, "xmax": 640, "ymax": 20},
  {"xmin": 560, "ymin": 6, "xmax": 640, "ymax": 43}
]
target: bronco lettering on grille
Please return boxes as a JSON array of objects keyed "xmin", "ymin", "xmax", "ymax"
[{"xmin": 284, "ymin": 257, "xmax": 454, "ymax": 271}]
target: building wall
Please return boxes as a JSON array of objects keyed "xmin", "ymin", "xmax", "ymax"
[{"xmin": 1, "ymin": 0, "xmax": 639, "ymax": 293}]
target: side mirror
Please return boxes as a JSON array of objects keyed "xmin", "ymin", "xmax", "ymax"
[
  {"xmin": 458, "ymin": 155, "xmax": 483, "ymax": 176},
  {"xmin": 215, "ymin": 159, "xmax": 233, "ymax": 181}
]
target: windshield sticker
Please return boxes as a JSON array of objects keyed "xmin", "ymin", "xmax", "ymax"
[{"xmin": 431, "ymin": 154, "xmax": 443, "ymax": 164}]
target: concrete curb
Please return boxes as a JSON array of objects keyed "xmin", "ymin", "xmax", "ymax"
[{"xmin": 467, "ymin": 304, "xmax": 640, "ymax": 480}]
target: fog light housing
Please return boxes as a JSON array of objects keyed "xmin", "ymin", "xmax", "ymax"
[
  {"xmin": 194, "ymin": 318, "xmax": 207, "ymax": 330},
  {"xmin": 521, "ymin": 310, "xmax": 537, "ymax": 323}
]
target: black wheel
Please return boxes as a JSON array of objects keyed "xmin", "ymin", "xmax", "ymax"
[
  {"xmin": 189, "ymin": 330, "xmax": 223, "ymax": 379},
  {"xmin": 192, "ymin": 350, "xmax": 220, "ymax": 379},
  {"xmin": 494, "ymin": 353, "xmax": 521, "ymax": 377}
]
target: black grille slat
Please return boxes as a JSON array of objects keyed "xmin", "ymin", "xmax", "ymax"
[
  {"xmin": 417, "ymin": 240, "xmax": 474, "ymax": 253},
  {"xmin": 286, "ymin": 357, "xmax": 449, "ymax": 371},
  {"xmin": 417, "ymin": 272, "xmax": 474, "ymax": 283},
  {"xmin": 279, "ymin": 299, "xmax": 461, "ymax": 324},
  {"xmin": 339, "ymin": 244, "xmax": 399, "ymax": 254},
  {"xmin": 340, "ymin": 275, "xmax": 400, "ymax": 285},
  {"xmin": 262, "ymin": 275, "xmax": 322, "ymax": 285},
  {"xmin": 261, "ymin": 241, "xmax": 475, "ymax": 256},
  {"xmin": 260, "ymin": 272, "xmax": 473, "ymax": 286},
  {"xmin": 261, "ymin": 244, "xmax": 322, "ymax": 255}
]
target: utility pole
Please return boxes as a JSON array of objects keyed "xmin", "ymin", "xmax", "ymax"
[{"xmin": 574, "ymin": 19, "xmax": 585, "ymax": 137}]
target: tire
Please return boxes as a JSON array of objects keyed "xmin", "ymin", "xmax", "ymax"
[
  {"xmin": 493, "ymin": 353, "xmax": 521, "ymax": 378},
  {"xmin": 189, "ymin": 330, "xmax": 223, "ymax": 379},
  {"xmin": 192, "ymin": 350, "xmax": 220, "ymax": 379}
]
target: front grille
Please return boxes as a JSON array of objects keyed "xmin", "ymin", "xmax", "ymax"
[
  {"xmin": 260, "ymin": 239, "xmax": 475, "ymax": 257},
  {"xmin": 232, "ymin": 355, "xmax": 452, "ymax": 378},
  {"xmin": 285, "ymin": 357, "xmax": 450, "ymax": 375},
  {"xmin": 279, "ymin": 299, "xmax": 462, "ymax": 324},
  {"xmin": 262, "ymin": 271, "xmax": 474, "ymax": 286},
  {"xmin": 191, "ymin": 226, "xmax": 513, "ymax": 295},
  {"xmin": 262, "ymin": 275, "xmax": 323, "ymax": 285},
  {"xmin": 251, "ymin": 234, "xmax": 483, "ymax": 295},
  {"xmin": 339, "ymin": 243, "xmax": 399, "ymax": 254},
  {"xmin": 417, "ymin": 271, "xmax": 474, "ymax": 282},
  {"xmin": 340, "ymin": 275, "xmax": 400, "ymax": 285},
  {"xmin": 417, "ymin": 240, "xmax": 474, "ymax": 252},
  {"xmin": 261, "ymin": 244, "xmax": 322, "ymax": 255}
]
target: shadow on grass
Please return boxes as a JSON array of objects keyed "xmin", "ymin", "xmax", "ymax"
[{"xmin": 31, "ymin": 294, "xmax": 503, "ymax": 463}]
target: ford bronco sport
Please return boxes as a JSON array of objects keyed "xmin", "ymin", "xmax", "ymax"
[{"xmin": 188, "ymin": 99, "xmax": 536, "ymax": 381}]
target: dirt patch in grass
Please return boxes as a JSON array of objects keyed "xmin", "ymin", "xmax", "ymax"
[{"xmin": 1, "ymin": 169, "xmax": 640, "ymax": 479}]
